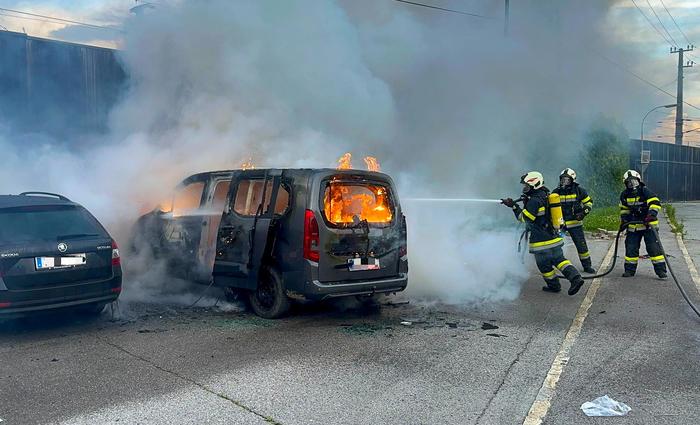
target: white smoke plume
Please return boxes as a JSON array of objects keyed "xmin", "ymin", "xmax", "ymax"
[{"xmin": 0, "ymin": 0, "xmax": 668, "ymax": 304}]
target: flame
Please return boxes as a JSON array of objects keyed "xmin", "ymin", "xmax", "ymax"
[
  {"xmin": 364, "ymin": 156, "xmax": 381, "ymax": 172},
  {"xmin": 337, "ymin": 152, "xmax": 352, "ymax": 170},
  {"xmin": 241, "ymin": 158, "xmax": 255, "ymax": 170},
  {"xmin": 323, "ymin": 183, "xmax": 393, "ymax": 224}
]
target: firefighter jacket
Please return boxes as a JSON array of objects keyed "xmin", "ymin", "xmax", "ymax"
[
  {"xmin": 619, "ymin": 184, "xmax": 662, "ymax": 232},
  {"xmin": 552, "ymin": 183, "xmax": 593, "ymax": 229},
  {"xmin": 512, "ymin": 187, "xmax": 564, "ymax": 253}
]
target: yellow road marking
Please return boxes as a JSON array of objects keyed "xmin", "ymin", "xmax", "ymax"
[{"xmin": 522, "ymin": 242, "xmax": 616, "ymax": 425}]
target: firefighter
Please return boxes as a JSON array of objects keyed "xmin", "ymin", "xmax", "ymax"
[
  {"xmin": 553, "ymin": 168, "xmax": 596, "ymax": 274},
  {"xmin": 502, "ymin": 171, "xmax": 585, "ymax": 296},
  {"xmin": 619, "ymin": 170, "xmax": 667, "ymax": 278}
]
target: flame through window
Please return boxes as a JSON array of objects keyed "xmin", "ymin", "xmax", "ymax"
[{"xmin": 323, "ymin": 182, "xmax": 393, "ymax": 226}]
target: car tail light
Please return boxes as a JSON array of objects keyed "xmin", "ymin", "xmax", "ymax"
[
  {"xmin": 0, "ymin": 302, "xmax": 10, "ymax": 308},
  {"xmin": 303, "ymin": 209, "xmax": 320, "ymax": 263},
  {"xmin": 111, "ymin": 240, "xmax": 121, "ymax": 266}
]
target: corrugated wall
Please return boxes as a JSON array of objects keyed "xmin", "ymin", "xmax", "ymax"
[
  {"xmin": 0, "ymin": 30, "xmax": 126, "ymax": 138},
  {"xmin": 630, "ymin": 139, "xmax": 700, "ymax": 201}
]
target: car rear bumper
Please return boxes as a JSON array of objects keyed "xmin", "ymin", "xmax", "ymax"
[
  {"xmin": 0, "ymin": 275, "xmax": 121, "ymax": 316},
  {"xmin": 306, "ymin": 273, "xmax": 407, "ymax": 300}
]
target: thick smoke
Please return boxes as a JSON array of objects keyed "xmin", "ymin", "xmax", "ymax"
[{"xmin": 0, "ymin": 0, "xmax": 657, "ymax": 304}]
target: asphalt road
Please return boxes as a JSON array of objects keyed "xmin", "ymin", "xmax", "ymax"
[{"xmin": 1, "ymin": 223, "xmax": 699, "ymax": 424}]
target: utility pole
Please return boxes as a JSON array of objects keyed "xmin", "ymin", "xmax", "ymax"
[
  {"xmin": 671, "ymin": 45, "xmax": 695, "ymax": 145},
  {"xmin": 504, "ymin": 0, "xmax": 509, "ymax": 37}
]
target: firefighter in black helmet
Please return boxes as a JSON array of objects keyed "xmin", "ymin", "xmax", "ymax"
[
  {"xmin": 619, "ymin": 170, "xmax": 667, "ymax": 278},
  {"xmin": 502, "ymin": 171, "xmax": 585, "ymax": 296},
  {"xmin": 553, "ymin": 168, "xmax": 596, "ymax": 274}
]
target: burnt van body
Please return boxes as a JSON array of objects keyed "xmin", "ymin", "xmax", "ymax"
[{"xmin": 133, "ymin": 169, "xmax": 408, "ymax": 318}]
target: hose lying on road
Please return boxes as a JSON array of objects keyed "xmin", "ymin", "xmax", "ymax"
[{"xmin": 575, "ymin": 221, "xmax": 700, "ymax": 319}]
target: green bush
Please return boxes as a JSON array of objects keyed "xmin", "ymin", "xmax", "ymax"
[{"xmin": 577, "ymin": 121, "xmax": 629, "ymax": 207}]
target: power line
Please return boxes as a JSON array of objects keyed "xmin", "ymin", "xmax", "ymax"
[
  {"xmin": 595, "ymin": 51, "xmax": 700, "ymax": 112},
  {"xmin": 630, "ymin": 0, "xmax": 674, "ymax": 46},
  {"xmin": 392, "ymin": 0, "xmax": 495, "ymax": 20},
  {"xmin": 659, "ymin": 0, "xmax": 693, "ymax": 46},
  {"xmin": 0, "ymin": 7, "xmax": 122, "ymax": 32},
  {"xmin": 645, "ymin": 0, "xmax": 678, "ymax": 46}
]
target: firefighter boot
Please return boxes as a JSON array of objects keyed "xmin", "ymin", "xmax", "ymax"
[
  {"xmin": 568, "ymin": 276, "xmax": 585, "ymax": 296},
  {"xmin": 542, "ymin": 278, "xmax": 561, "ymax": 293}
]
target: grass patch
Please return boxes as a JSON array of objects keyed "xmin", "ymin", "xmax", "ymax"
[
  {"xmin": 664, "ymin": 204, "xmax": 685, "ymax": 235},
  {"xmin": 583, "ymin": 206, "xmax": 619, "ymax": 232}
]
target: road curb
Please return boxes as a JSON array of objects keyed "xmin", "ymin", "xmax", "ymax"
[{"xmin": 666, "ymin": 214, "xmax": 700, "ymax": 297}]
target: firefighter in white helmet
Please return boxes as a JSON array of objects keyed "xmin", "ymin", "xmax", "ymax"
[
  {"xmin": 552, "ymin": 168, "xmax": 596, "ymax": 274},
  {"xmin": 619, "ymin": 170, "xmax": 667, "ymax": 278},
  {"xmin": 502, "ymin": 171, "xmax": 585, "ymax": 296}
]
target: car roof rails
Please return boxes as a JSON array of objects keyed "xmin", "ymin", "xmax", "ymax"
[{"xmin": 18, "ymin": 192, "xmax": 72, "ymax": 202}]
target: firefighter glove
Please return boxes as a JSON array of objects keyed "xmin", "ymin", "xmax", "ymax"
[
  {"xmin": 501, "ymin": 198, "xmax": 516, "ymax": 208},
  {"xmin": 644, "ymin": 214, "xmax": 656, "ymax": 224},
  {"xmin": 574, "ymin": 211, "xmax": 585, "ymax": 221}
]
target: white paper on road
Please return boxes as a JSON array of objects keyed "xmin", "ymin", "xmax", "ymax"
[{"xmin": 581, "ymin": 395, "xmax": 631, "ymax": 416}]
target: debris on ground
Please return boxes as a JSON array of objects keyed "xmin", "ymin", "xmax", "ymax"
[
  {"xmin": 339, "ymin": 323, "xmax": 385, "ymax": 335},
  {"xmin": 400, "ymin": 321, "xmax": 412, "ymax": 326},
  {"xmin": 383, "ymin": 301, "xmax": 410, "ymax": 308},
  {"xmin": 486, "ymin": 333, "xmax": 507, "ymax": 338},
  {"xmin": 137, "ymin": 328, "xmax": 168, "ymax": 334},
  {"xmin": 581, "ymin": 395, "xmax": 631, "ymax": 417},
  {"xmin": 481, "ymin": 322, "xmax": 499, "ymax": 330}
]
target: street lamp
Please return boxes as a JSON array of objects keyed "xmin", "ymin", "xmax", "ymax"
[
  {"xmin": 640, "ymin": 104, "xmax": 676, "ymax": 179},
  {"xmin": 641, "ymin": 104, "xmax": 677, "ymax": 143}
]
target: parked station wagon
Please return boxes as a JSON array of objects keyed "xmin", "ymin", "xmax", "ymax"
[{"xmin": 133, "ymin": 169, "xmax": 409, "ymax": 318}]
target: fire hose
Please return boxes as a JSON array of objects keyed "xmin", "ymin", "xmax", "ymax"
[{"xmin": 564, "ymin": 220, "xmax": 700, "ymax": 319}]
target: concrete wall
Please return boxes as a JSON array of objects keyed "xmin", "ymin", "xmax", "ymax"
[{"xmin": 0, "ymin": 30, "xmax": 126, "ymax": 139}]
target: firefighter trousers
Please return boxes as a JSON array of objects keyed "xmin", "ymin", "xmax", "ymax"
[
  {"xmin": 565, "ymin": 226, "xmax": 592, "ymax": 269},
  {"xmin": 534, "ymin": 246, "xmax": 583, "ymax": 290},
  {"xmin": 624, "ymin": 227, "xmax": 667, "ymax": 276}
]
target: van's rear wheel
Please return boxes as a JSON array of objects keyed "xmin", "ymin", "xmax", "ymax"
[{"xmin": 248, "ymin": 266, "xmax": 290, "ymax": 319}]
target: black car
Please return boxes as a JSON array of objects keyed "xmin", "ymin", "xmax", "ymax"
[
  {"xmin": 133, "ymin": 168, "xmax": 408, "ymax": 319},
  {"xmin": 0, "ymin": 192, "xmax": 122, "ymax": 316}
]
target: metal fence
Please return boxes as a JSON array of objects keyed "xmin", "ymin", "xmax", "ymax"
[
  {"xmin": 0, "ymin": 30, "xmax": 125, "ymax": 138},
  {"xmin": 630, "ymin": 139, "xmax": 700, "ymax": 201}
]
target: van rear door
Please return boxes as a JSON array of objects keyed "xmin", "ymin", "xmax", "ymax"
[{"xmin": 316, "ymin": 175, "xmax": 403, "ymax": 283}]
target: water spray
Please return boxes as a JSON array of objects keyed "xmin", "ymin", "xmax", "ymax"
[{"xmin": 404, "ymin": 198, "xmax": 503, "ymax": 203}]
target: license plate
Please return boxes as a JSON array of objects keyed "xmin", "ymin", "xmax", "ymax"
[
  {"xmin": 348, "ymin": 257, "xmax": 380, "ymax": 271},
  {"xmin": 35, "ymin": 254, "xmax": 87, "ymax": 270}
]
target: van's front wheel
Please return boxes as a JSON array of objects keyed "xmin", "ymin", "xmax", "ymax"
[{"xmin": 248, "ymin": 266, "xmax": 290, "ymax": 319}]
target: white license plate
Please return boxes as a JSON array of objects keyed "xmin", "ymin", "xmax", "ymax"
[
  {"xmin": 348, "ymin": 257, "xmax": 380, "ymax": 271},
  {"xmin": 35, "ymin": 254, "xmax": 87, "ymax": 270}
]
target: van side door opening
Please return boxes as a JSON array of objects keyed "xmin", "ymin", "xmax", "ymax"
[{"xmin": 213, "ymin": 170, "xmax": 287, "ymax": 290}]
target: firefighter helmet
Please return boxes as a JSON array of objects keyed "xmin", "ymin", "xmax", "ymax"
[
  {"xmin": 560, "ymin": 168, "xmax": 577, "ymax": 181},
  {"xmin": 521, "ymin": 171, "xmax": 544, "ymax": 190},
  {"xmin": 622, "ymin": 169, "xmax": 642, "ymax": 183}
]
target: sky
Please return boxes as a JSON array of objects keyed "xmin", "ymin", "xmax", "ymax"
[{"xmin": 0, "ymin": 0, "xmax": 699, "ymax": 145}]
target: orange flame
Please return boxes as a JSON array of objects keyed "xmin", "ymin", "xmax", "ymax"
[
  {"xmin": 337, "ymin": 152, "xmax": 352, "ymax": 170},
  {"xmin": 364, "ymin": 156, "xmax": 381, "ymax": 172},
  {"xmin": 241, "ymin": 158, "xmax": 255, "ymax": 170},
  {"xmin": 323, "ymin": 183, "xmax": 392, "ymax": 224}
]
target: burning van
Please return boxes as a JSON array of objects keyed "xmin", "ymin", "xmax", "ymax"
[{"xmin": 133, "ymin": 168, "xmax": 408, "ymax": 318}]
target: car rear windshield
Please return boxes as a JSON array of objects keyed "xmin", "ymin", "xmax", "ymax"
[
  {"xmin": 0, "ymin": 205, "xmax": 109, "ymax": 243},
  {"xmin": 323, "ymin": 181, "xmax": 394, "ymax": 226}
]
